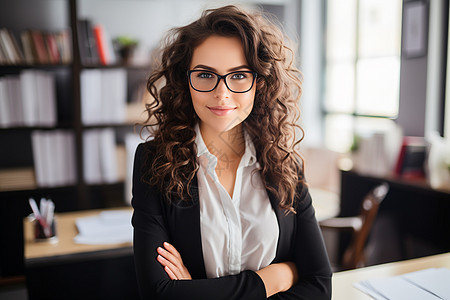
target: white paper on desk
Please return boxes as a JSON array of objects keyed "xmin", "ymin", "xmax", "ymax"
[
  {"xmin": 74, "ymin": 210, "xmax": 132, "ymax": 245},
  {"xmin": 355, "ymin": 276, "xmax": 440, "ymax": 300},
  {"xmin": 402, "ymin": 268, "xmax": 450, "ymax": 299},
  {"xmin": 354, "ymin": 267, "xmax": 450, "ymax": 300}
]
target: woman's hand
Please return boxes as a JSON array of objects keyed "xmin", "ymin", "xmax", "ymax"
[
  {"xmin": 157, "ymin": 242, "xmax": 192, "ymax": 280},
  {"xmin": 256, "ymin": 261, "xmax": 298, "ymax": 297}
]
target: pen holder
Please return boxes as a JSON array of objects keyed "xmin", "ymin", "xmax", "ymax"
[{"xmin": 33, "ymin": 218, "xmax": 58, "ymax": 243}]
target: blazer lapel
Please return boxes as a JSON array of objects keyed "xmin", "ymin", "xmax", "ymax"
[
  {"xmin": 166, "ymin": 177, "xmax": 207, "ymax": 279},
  {"xmin": 268, "ymin": 190, "xmax": 295, "ymax": 262},
  {"xmin": 167, "ymin": 178, "xmax": 295, "ymax": 277}
]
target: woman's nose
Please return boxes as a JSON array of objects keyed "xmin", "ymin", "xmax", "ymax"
[{"xmin": 213, "ymin": 78, "xmax": 230, "ymax": 99}]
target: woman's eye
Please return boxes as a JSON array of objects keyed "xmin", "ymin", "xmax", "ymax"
[
  {"xmin": 198, "ymin": 72, "xmax": 214, "ymax": 79},
  {"xmin": 230, "ymin": 73, "xmax": 247, "ymax": 80}
]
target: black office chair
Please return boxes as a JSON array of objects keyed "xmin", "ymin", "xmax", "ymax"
[{"xmin": 319, "ymin": 182, "xmax": 389, "ymax": 270}]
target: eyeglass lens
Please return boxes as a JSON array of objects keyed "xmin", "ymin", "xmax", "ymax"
[{"xmin": 189, "ymin": 71, "xmax": 255, "ymax": 93}]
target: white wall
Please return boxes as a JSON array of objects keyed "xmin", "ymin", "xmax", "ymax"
[
  {"xmin": 399, "ymin": 0, "xmax": 448, "ymax": 138},
  {"xmin": 77, "ymin": 0, "xmax": 299, "ymax": 65},
  {"xmin": 0, "ymin": 0, "xmax": 68, "ymax": 35},
  {"xmin": 299, "ymin": 0, "xmax": 324, "ymax": 147}
]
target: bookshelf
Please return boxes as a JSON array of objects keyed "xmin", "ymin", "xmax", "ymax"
[
  {"xmin": 0, "ymin": 1, "xmax": 149, "ymax": 197},
  {"xmin": 0, "ymin": 0, "xmax": 149, "ymax": 278}
]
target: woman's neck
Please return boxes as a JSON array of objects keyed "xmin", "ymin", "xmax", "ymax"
[{"xmin": 199, "ymin": 123, "xmax": 245, "ymax": 162}]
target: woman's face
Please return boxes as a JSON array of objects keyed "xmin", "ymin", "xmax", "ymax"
[{"xmin": 189, "ymin": 35, "xmax": 256, "ymax": 135}]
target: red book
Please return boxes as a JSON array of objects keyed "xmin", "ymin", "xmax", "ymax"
[
  {"xmin": 45, "ymin": 33, "xmax": 61, "ymax": 64},
  {"xmin": 30, "ymin": 30, "xmax": 49, "ymax": 64},
  {"xmin": 394, "ymin": 136, "xmax": 426, "ymax": 178},
  {"xmin": 93, "ymin": 25, "xmax": 108, "ymax": 65}
]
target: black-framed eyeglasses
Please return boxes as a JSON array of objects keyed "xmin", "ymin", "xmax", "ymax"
[{"xmin": 187, "ymin": 70, "xmax": 257, "ymax": 93}]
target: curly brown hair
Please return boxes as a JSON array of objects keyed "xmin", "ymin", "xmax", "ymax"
[{"xmin": 142, "ymin": 5, "xmax": 304, "ymax": 212}]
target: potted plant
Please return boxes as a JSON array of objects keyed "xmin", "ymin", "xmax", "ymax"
[{"xmin": 113, "ymin": 36, "xmax": 138, "ymax": 64}]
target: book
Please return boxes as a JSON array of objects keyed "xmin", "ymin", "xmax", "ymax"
[
  {"xmin": 31, "ymin": 130, "xmax": 77, "ymax": 187},
  {"xmin": 83, "ymin": 129, "xmax": 103, "ymax": 184},
  {"xmin": 99, "ymin": 128, "xmax": 119, "ymax": 183},
  {"xmin": 52, "ymin": 130, "xmax": 66, "ymax": 186},
  {"xmin": 0, "ymin": 28, "xmax": 22, "ymax": 64},
  {"xmin": 394, "ymin": 136, "xmax": 427, "ymax": 178},
  {"xmin": 19, "ymin": 70, "xmax": 57, "ymax": 127},
  {"xmin": 93, "ymin": 24, "xmax": 115, "ymax": 65},
  {"xmin": 20, "ymin": 70, "xmax": 39, "ymax": 126},
  {"xmin": 0, "ymin": 71, "xmax": 56, "ymax": 128},
  {"xmin": 36, "ymin": 72, "xmax": 57, "ymax": 126},
  {"xmin": 56, "ymin": 29, "xmax": 72, "ymax": 64},
  {"xmin": 41, "ymin": 130, "xmax": 54, "ymax": 186},
  {"xmin": 44, "ymin": 33, "xmax": 61, "ymax": 64},
  {"xmin": 84, "ymin": 20, "xmax": 100, "ymax": 65},
  {"xmin": 0, "ymin": 71, "xmax": 57, "ymax": 128},
  {"xmin": 80, "ymin": 68, "xmax": 127, "ymax": 125},
  {"xmin": 5, "ymin": 76, "xmax": 24, "ymax": 126},
  {"xmin": 31, "ymin": 130, "xmax": 47, "ymax": 186},
  {"xmin": 0, "ymin": 78, "xmax": 11, "ymax": 127},
  {"xmin": 102, "ymin": 69, "xmax": 126, "ymax": 123},
  {"xmin": 7, "ymin": 29, "xmax": 25, "ymax": 63},
  {"xmin": 65, "ymin": 131, "xmax": 77, "ymax": 184},
  {"xmin": 80, "ymin": 69, "xmax": 102, "ymax": 125},
  {"xmin": 83, "ymin": 129, "xmax": 120, "ymax": 184},
  {"xmin": 30, "ymin": 30, "xmax": 49, "ymax": 64},
  {"xmin": 77, "ymin": 19, "xmax": 99, "ymax": 65},
  {"xmin": 20, "ymin": 30, "xmax": 35, "ymax": 64},
  {"xmin": 0, "ymin": 36, "xmax": 6, "ymax": 64},
  {"xmin": 18, "ymin": 29, "xmax": 72, "ymax": 65}
]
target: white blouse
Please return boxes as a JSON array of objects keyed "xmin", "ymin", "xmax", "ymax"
[{"xmin": 195, "ymin": 125, "xmax": 279, "ymax": 278}]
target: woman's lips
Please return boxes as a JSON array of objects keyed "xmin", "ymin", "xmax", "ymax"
[{"xmin": 207, "ymin": 106, "xmax": 236, "ymax": 116}]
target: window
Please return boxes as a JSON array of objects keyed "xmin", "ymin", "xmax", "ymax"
[{"xmin": 324, "ymin": 0, "xmax": 403, "ymax": 152}]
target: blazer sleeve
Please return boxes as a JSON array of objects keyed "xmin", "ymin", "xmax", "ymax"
[
  {"xmin": 270, "ymin": 187, "xmax": 333, "ymax": 300},
  {"xmin": 131, "ymin": 143, "xmax": 267, "ymax": 300}
]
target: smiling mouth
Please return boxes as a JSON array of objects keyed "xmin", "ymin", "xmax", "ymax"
[{"xmin": 207, "ymin": 106, "xmax": 236, "ymax": 116}]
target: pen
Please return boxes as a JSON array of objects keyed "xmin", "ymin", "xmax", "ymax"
[
  {"xmin": 29, "ymin": 198, "xmax": 41, "ymax": 219},
  {"xmin": 46, "ymin": 200, "xmax": 55, "ymax": 236},
  {"xmin": 41, "ymin": 198, "xmax": 50, "ymax": 237},
  {"xmin": 29, "ymin": 198, "xmax": 50, "ymax": 237}
]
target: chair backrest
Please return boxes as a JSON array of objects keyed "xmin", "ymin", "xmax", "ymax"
[{"xmin": 341, "ymin": 182, "xmax": 389, "ymax": 269}]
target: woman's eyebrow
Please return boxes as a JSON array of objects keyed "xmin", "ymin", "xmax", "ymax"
[
  {"xmin": 192, "ymin": 64, "xmax": 251, "ymax": 72},
  {"xmin": 228, "ymin": 65, "xmax": 251, "ymax": 72},
  {"xmin": 192, "ymin": 64, "xmax": 216, "ymax": 71}
]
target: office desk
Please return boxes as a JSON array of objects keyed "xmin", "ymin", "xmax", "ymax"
[
  {"xmin": 332, "ymin": 252, "xmax": 450, "ymax": 299},
  {"xmin": 24, "ymin": 207, "xmax": 139, "ymax": 300},
  {"xmin": 339, "ymin": 170, "xmax": 450, "ymax": 262}
]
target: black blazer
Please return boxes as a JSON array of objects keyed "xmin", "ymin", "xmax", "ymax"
[{"xmin": 132, "ymin": 142, "xmax": 332, "ymax": 299}]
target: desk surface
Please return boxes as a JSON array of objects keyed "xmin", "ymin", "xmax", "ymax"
[
  {"xmin": 24, "ymin": 207, "xmax": 133, "ymax": 263},
  {"xmin": 332, "ymin": 252, "xmax": 450, "ymax": 299}
]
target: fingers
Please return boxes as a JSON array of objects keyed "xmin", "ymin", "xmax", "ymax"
[
  {"xmin": 164, "ymin": 266, "xmax": 177, "ymax": 280},
  {"xmin": 156, "ymin": 242, "xmax": 192, "ymax": 280},
  {"xmin": 157, "ymin": 255, "xmax": 177, "ymax": 280},
  {"xmin": 157, "ymin": 245, "xmax": 181, "ymax": 271},
  {"xmin": 162, "ymin": 242, "xmax": 181, "ymax": 258},
  {"xmin": 159, "ymin": 242, "xmax": 181, "ymax": 264}
]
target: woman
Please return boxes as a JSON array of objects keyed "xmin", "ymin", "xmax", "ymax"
[{"xmin": 132, "ymin": 5, "xmax": 332, "ymax": 299}]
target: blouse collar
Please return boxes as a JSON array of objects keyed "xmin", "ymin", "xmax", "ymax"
[{"xmin": 195, "ymin": 123, "xmax": 257, "ymax": 170}]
